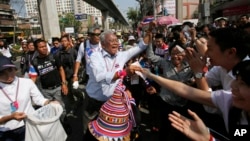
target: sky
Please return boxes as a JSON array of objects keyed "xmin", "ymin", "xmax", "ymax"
[
  {"xmin": 10, "ymin": 0, "xmax": 138, "ymax": 18},
  {"xmin": 113, "ymin": 0, "xmax": 139, "ymax": 17}
]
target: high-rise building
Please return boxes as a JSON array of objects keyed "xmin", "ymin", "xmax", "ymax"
[
  {"xmin": 73, "ymin": 0, "xmax": 101, "ymax": 17},
  {"xmin": 55, "ymin": 0, "xmax": 74, "ymax": 15},
  {"xmin": 0, "ymin": 0, "xmax": 15, "ymax": 35},
  {"xmin": 23, "ymin": 0, "xmax": 74, "ymax": 17},
  {"xmin": 11, "ymin": 0, "xmax": 101, "ymax": 17}
]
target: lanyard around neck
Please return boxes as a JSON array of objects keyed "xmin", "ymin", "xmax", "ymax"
[
  {"xmin": 104, "ymin": 57, "xmax": 116, "ymax": 72},
  {"xmin": 0, "ymin": 78, "xmax": 19, "ymax": 103}
]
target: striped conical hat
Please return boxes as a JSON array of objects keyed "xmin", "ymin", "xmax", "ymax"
[{"xmin": 88, "ymin": 82, "xmax": 132, "ymax": 141}]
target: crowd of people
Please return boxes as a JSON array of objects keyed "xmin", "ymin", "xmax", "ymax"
[{"xmin": 0, "ymin": 14, "xmax": 250, "ymax": 141}]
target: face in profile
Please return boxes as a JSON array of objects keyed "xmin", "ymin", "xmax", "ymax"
[{"xmin": 206, "ymin": 36, "xmax": 228, "ymax": 67}]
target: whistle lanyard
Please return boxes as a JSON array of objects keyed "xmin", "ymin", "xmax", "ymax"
[{"xmin": 0, "ymin": 78, "xmax": 19, "ymax": 104}]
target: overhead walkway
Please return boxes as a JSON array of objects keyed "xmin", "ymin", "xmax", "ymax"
[{"xmin": 84, "ymin": 0, "xmax": 129, "ymax": 30}]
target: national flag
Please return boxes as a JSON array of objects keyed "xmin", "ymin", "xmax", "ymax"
[
  {"xmin": 140, "ymin": 16, "xmax": 154, "ymax": 25},
  {"xmin": 28, "ymin": 65, "xmax": 38, "ymax": 78}
]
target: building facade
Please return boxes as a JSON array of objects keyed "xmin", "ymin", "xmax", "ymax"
[
  {"xmin": 0, "ymin": 0, "xmax": 15, "ymax": 38},
  {"xmin": 73, "ymin": 0, "xmax": 101, "ymax": 17},
  {"xmin": 139, "ymin": 0, "xmax": 199, "ymax": 21},
  {"xmin": 210, "ymin": 0, "xmax": 250, "ymax": 21}
]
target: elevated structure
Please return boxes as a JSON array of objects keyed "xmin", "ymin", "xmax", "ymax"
[
  {"xmin": 84, "ymin": 0, "xmax": 129, "ymax": 30},
  {"xmin": 38, "ymin": 0, "xmax": 60, "ymax": 40}
]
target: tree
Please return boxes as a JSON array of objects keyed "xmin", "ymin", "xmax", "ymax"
[
  {"xmin": 59, "ymin": 13, "xmax": 82, "ymax": 33},
  {"xmin": 126, "ymin": 7, "xmax": 140, "ymax": 30}
]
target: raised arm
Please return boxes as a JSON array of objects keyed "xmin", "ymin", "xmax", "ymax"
[{"xmin": 143, "ymin": 69, "xmax": 215, "ymax": 107}]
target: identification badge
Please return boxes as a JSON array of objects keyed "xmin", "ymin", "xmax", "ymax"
[
  {"xmin": 10, "ymin": 101, "xmax": 19, "ymax": 113},
  {"xmin": 131, "ymin": 75, "xmax": 139, "ymax": 85}
]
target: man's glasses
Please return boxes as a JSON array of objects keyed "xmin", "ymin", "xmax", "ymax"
[{"xmin": 90, "ymin": 33, "xmax": 101, "ymax": 36}]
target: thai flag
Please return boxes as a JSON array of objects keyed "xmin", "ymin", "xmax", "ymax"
[
  {"xmin": 28, "ymin": 65, "xmax": 38, "ymax": 78},
  {"xmin": 141, "ymin": 17, "xmax": 154, "ymax": 25}
]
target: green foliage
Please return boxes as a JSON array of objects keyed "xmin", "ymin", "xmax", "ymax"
[
  {"xmin": 126, "ymin": 7, "xmax": 141, "ymax": 30},
  {"xmin": 126, "ymin": 7, "xmax": 139, "ymax": 22},
  {"xmin": 59, "ymin": 13, "xmax": 82, "ymax": 33}
]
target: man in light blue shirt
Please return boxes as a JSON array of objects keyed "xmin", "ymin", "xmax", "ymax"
[
  {"xmin": 72, "ymin": 27, "xmax": 102, "ymax": 86},
  {"xmin": 83, "ymin": 23, "xmax": 154, "ymax": 135}
]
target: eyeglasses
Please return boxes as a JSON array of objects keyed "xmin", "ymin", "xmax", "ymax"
[
  {"xmin": 108, "ymin": 39, "xmax": 119, "ymax": 44},
  {"xmin": 90, "ymin": 33, "xmax": 101, "ymax": 36}
]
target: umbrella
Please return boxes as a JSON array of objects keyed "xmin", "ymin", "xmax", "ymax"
[{"xmin": 156, "ymin": 16, "xmax": 179, "ymax": 25}]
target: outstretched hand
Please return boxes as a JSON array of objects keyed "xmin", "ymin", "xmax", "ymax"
[
  {"xmin": 168, "ymin": 109, "xmax": 210, "ymax": 141},
  {"xmin": 125, "ymin": 65, "xmax": 143, "ymax": 76},
  {"xmin": 140, "ymin": 68, "xmax": 152, "ymax": 78},
  {"xmin": 12, "ymin": 112, "xmax": 26, "ymax": 121}
]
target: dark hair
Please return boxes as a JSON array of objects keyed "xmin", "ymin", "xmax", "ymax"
[
  {"xmin": 0, "ymin": 39, "xmax": 8, "ymax": 49},
  {"xmin": 182, "ymin": 21, "xmax": 194, "ymax": 27},
  {"xmin": 209, "ymin": 28, "xmax": 250, "ymax": 60},
  {"xmin": 52, "ymin": 37, "xmax": 60, "ymax": 42},
  {"xmin": 232, "ymin": 60, "xmax": 250, "ymax": 86},
  {"xmin": 27, "ymin": 40, "xmax": 34, "ymax": 46},
  {"xmin": 240, "ymin": 14, "xmax": 249, "ymax": 19},
  {"xmin": 155, "ymin": 33, "xmax": 164, "ymax": 39},
  {"xmin": 229, "ymin": 60, "xmax": 250, "ymax": 139},
  {"xmin": 34, "ymin": 39, "xmax": 46, "ymax": 49},
  {"xmin": 60, "ymin": 35, "xmax": 70, "ymax": 41}
]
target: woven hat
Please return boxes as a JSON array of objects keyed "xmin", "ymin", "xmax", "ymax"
[{"xmin": 88, "ymin": 82, "xmax": 133, "ymax": 141}]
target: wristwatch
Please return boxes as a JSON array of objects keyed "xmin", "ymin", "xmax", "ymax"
[
  {"xmin": 194, "ymin": 72, "xmax": 204, "ymax": 79},
  {"xmin": 61, "ymin": 81, "xmax": 68, "ymax": 85}
]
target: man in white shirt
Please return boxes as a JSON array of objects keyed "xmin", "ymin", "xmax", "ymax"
[{"xmin": 0, "ymin": 56, "xmax": 52, "ymax": 141}]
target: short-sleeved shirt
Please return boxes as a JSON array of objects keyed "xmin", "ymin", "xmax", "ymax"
[
  {"xmin": 55, "ymin": 48, "xmax": 77, "ymax": 80},
  {"xmin": 212, "ymin": 90, "xmax": 248, "ymax": 132},
  {"xmin": 32, "ymin": 54, "xmax": 62, "ymax": 88}
]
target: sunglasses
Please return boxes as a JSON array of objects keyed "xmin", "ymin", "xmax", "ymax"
[{"xmin": 90, "ymin": 33, "xmax": 101, "ymax": 36}]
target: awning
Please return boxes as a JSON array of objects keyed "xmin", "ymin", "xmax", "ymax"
[{"xmin": 223, "ymin": 5, "xmax": 250, "ymax": 16}]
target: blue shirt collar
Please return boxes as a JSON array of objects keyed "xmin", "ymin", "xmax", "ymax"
[{"xmin": 101, "ymin": 49, "xmax": 118, "ymax": 58}]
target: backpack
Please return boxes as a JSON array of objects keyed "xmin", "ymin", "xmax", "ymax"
[
  {"xmin": 57, "ymin": 48, "xmax": 77, "ymax": 80},
  {"xmin": 78, "ymin": 40, "xmax": 89, "ymax": 84}
]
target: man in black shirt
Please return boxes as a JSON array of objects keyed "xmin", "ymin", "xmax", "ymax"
[
  {"xmin": 30, "ymin": 39, "xmax": 68, "ymax": 115},
  {"xmin": 55, "ymin": 35, "xmax": 82, "ymax": 118}
]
